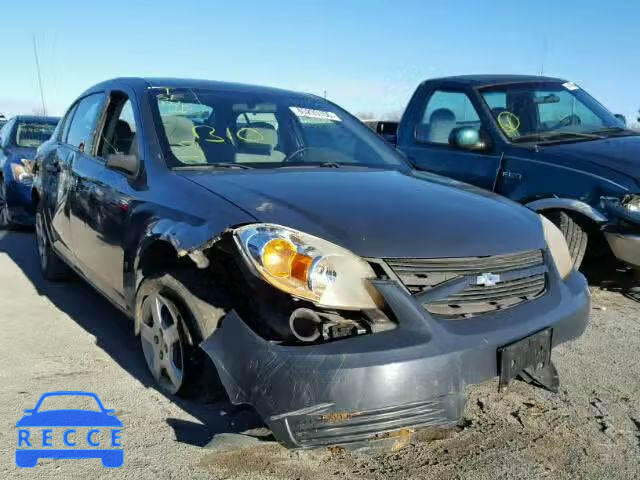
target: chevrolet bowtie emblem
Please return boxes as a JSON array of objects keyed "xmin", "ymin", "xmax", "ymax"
[{"xmin": 476, "ymin": 273, "xmax": 501, "ymax": 287}]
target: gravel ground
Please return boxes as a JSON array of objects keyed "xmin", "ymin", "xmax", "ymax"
[{"xmin": 0, "ymin": 229, "xmax": 638, "ymax": 479}]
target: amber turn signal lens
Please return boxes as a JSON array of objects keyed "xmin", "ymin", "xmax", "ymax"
[
  {"xmin": 262, "ymin": 238, "xmax": 296, "ymax": 277},
  {"xmin": 291, "ymin": 253, "xmax": 314, "ymax": 283}
]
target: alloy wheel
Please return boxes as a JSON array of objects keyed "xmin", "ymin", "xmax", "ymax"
[
  {"xmin": 35, "ymin": 212, "xmax": 48, "ymax": 271},
  {"xmin": 140, "ymin": 293, "xmax": 185, "ymax": 394}
]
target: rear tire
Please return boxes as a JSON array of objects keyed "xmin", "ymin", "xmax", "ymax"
[
  {"xmin": 135, "ymin": 269, "xmax": 228, "ymax": 401},
  {"xmin": 35, "ymin": 204, "xmax": 71, "ymax": 281},
  {"xmin": 544, "ymin": 210, "xmax": 588, "ymax": 269}
]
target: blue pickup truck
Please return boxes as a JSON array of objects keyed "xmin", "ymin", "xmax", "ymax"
[{"xmin": 381, "ymin": 75, "xmax": 639, "ymax": 275}]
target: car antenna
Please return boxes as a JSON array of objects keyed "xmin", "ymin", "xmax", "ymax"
[{"xmin": 32, "ymin": 35, "xmax": 47, "ymax": 116}]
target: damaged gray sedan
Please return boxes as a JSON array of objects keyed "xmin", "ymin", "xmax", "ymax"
[{"xmin": 32, "ymin": 78, "xmax": 590, "ymax": 449}]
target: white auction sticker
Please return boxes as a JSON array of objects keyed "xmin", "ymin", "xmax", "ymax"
[
  {"xmin": 562, "ymin": 81, "xmax": 579, "ymax": 91},
  {"xmin": 289, "ymin": 107, "xmax": 341, "ymax": 122}
]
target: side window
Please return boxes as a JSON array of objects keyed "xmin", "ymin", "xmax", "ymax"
[
  {"xmin": 98, "ymin": 95, "xmax": 138, "ymax": 158},
  {"xmin": 417, "ymin": 91, "xmax": 481, "ymax": 144},
  {"xmin": 66, "ymin": 93, "xmax": 106, "ymax": 153},
  {"xmin": 58, "ymin": 103, "xmax": 78, "ymax": 142}
]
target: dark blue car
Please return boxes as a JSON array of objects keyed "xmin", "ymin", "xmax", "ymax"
[
  {"xmin": 15, "ymin": 391, "xmax": 123, "ymax": 468},
  {"xmin": 0, "ymin": 115, "xmax": 59, "ymax": 227}
]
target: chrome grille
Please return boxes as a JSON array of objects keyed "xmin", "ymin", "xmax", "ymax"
[{"xmin": 385, "ymin": 250, "xmax": 547, "ymax": 319}]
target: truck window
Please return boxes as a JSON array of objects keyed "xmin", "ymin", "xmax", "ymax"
[
  {"xmin": 536, "ymin": 90, "xmax": 601, "ymax": 129},
  {"xmin": 417, "ymin": 91, "xmax": 480, "ymax": 144}
]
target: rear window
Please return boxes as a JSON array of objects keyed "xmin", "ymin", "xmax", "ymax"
[{"xmin": 14, "ymin": 121, "xmax": 57, "ymax": 148}]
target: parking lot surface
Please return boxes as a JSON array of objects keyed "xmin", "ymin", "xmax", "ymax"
[{"xmin": 1, "ymin": 229, "xmax": 639, "ymax": 479}]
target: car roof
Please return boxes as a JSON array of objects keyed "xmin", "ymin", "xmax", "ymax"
[
  {"xmin": 81, "ymin": 77, "xmax": 321, "ymax": 100},
  {"xmin": 423, "ymin": 74, "xmax": 567, "ymax": 87}
]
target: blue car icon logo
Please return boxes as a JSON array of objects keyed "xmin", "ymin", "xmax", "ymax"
[{"xmin": 16, "ymin": 391, "xmax": 123, "ymax": 468}]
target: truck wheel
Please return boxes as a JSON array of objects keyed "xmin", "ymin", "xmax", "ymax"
[
  {"xmin": 35, "ymin": 204, "xmax": 71, "ymax": 281},
  {"xmin": 545, "ymin": 210, "xmax": 588, "ymax": 269},
  {"xmin": 135, "ymin": 269, "xmax": 228, "ymax": 402}
]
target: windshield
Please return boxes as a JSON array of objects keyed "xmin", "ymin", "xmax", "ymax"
[
  {"xmin": 150, "ymin": 87, "xmax": 407, "ymax": 170},
  {"xmin": 14, "ymin": 121, "xmax": 57, "ymax": 148},
  {"xmin": 479, "ymin": 81, "xmax": 627, "ymax": 143}
]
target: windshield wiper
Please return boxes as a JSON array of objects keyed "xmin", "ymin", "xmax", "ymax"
[
  {"xmin": 319, "ymin": 161, "xmax": 341, "ymax": 168},
  {"xmin": 174, "ymin": 162, "xmax": 254, "ymax": 170},
  {"xmin": 588, "ymin": 126, "xmax": 639, "ymax": 136},
  {"xmin": 513, "ymin": 131, "xmax": 605, "ymax": 143}
]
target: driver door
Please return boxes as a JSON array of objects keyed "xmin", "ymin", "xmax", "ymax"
[{"xmin": 400, "ymin": 87, "xmax": 501, "ymax": 191}]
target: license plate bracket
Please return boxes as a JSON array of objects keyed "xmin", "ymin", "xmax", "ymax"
[{"xmin": 498, "ymin": 328, "xmax": 552, "ymax": 391}]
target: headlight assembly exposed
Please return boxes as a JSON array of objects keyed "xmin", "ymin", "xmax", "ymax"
[
  {"xmin": 623, "ymin": 194, "xmax": 640, "ymax": 213},
  {"xmin": 234, "ymin": 224, "xmax": 382, "ymax": 309},
  {"xmin": 540, "ymin": 215, "xmax": 573, "ymax": 279},
  {"xmin": 10, "ymin": 159, "xmax": 34, "ymax": 184}
]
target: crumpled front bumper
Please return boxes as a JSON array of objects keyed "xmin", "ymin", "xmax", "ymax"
[
  {"xmin": 602, "ymin": 197, "xmax": 640, "ymax": 268},
  {"xmin": 605, "ymin": 232, "xmax": 640, "ymax": 268},
  {"xmin": 201, "ymin": 270, "xmax": 589, "ymax": 449}
]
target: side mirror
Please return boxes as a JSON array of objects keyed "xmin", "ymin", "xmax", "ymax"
[
  {"xmin": 106, "ymin": 153, "xmax": 138, "ymax": 175},
  {"xmin": 614, "ymin": 114, "xmax": 627, "ymax": 126},
  {"xmin": 23, "ymin": 409, "xmax": 34, "ymax": 415},
  {"xmin": 449, "ymin": 126, "xmax": 491, "ymax": 152}
]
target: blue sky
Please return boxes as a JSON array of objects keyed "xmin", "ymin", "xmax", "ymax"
[{"xmin": 2, "ymin": 0, "xmax": 638, "ymax": 123}]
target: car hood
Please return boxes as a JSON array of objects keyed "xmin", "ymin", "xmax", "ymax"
[
  {"xmin": 540, "ymin": 135, "xmax": 640, "ymax": 182},
  {"xmin": 16, "ymin": 410, "xmax": 123, "ymax": 427},
  {"xmin": 180, "ymin": 168, "xmax": 545, "ymax": 258},
  {"xmin": 4, "ymin": 146, "xmax": 37, "ymax": 164}
]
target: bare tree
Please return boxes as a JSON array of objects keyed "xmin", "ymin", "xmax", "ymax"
[
  {"xmin": 383, "ymin": 109, "xmax": 404, "ymax": 122},
  {"xmin": 355, "ymin": 111, "xmax": 376, "ymax": 121}
]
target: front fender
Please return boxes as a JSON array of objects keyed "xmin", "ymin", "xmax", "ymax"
[
  {"xmin": 525, "ymin": 198, "xmax": 608, "ymax": 224},
  {"xmin": 124, "ymin": 204, "xmax": 254, "ymax": 308}
]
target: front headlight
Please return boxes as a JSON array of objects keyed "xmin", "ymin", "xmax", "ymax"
[
  {"xmin": 540, "ymin": 215, "xmax": 573, "ymax": 279},
  {"xmin": 10, "ymin": 159, "xmax": 34, "ymax": 184},
  {"xmin": 623, "ymin": 194, "xmax": 640, "ymax": 213},
  {"xmin": 234, "ymin": 223, "xmax": 382, "ymax": 309}
]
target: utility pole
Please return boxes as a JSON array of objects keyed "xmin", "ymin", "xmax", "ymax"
[
  {"xmin": 32, "ymin": 35, "xmax": 47, "ymax": 116},
  {"xmin": 539, "ymin": 34, "xmax": 547, "ymax": 76}
]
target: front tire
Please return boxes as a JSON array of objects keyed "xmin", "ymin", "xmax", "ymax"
[
  {"xmin": 544, "ymin": 210, "xmax": 588, "ymax": 270},
  {"xmin": 135, "ymin": 270, "xmax": 227, "ymax": 401},
  {"xmin": 0, "ymin": 180, "xmax": 13, "ymax": 229},
  {"xmin": 35, "ymin": 204, "xmax": 71, "ymax": 281}
]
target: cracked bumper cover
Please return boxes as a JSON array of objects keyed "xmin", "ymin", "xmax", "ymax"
[
  {"xmin": 602, "ymin": 197, "xmax": 640, "ymax": 268},
  {"xmin": 605, "ymin": 232, "xmax": 640, "ymax": 268},
  {"xmin": 201, "ymin": 270, "xmax": 589, "ymax": 449}
]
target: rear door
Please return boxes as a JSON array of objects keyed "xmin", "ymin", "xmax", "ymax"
[
  {"xmin": 39, "ymin": 107, "xmax": 78, "ymax": 258},
  {"xmin": 58, "ymin": 93, "xmax": 112, "ymax": 283},
  {"xmin": 398, "ymin": 86, "xmax": 501, "ymax": 190}
]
